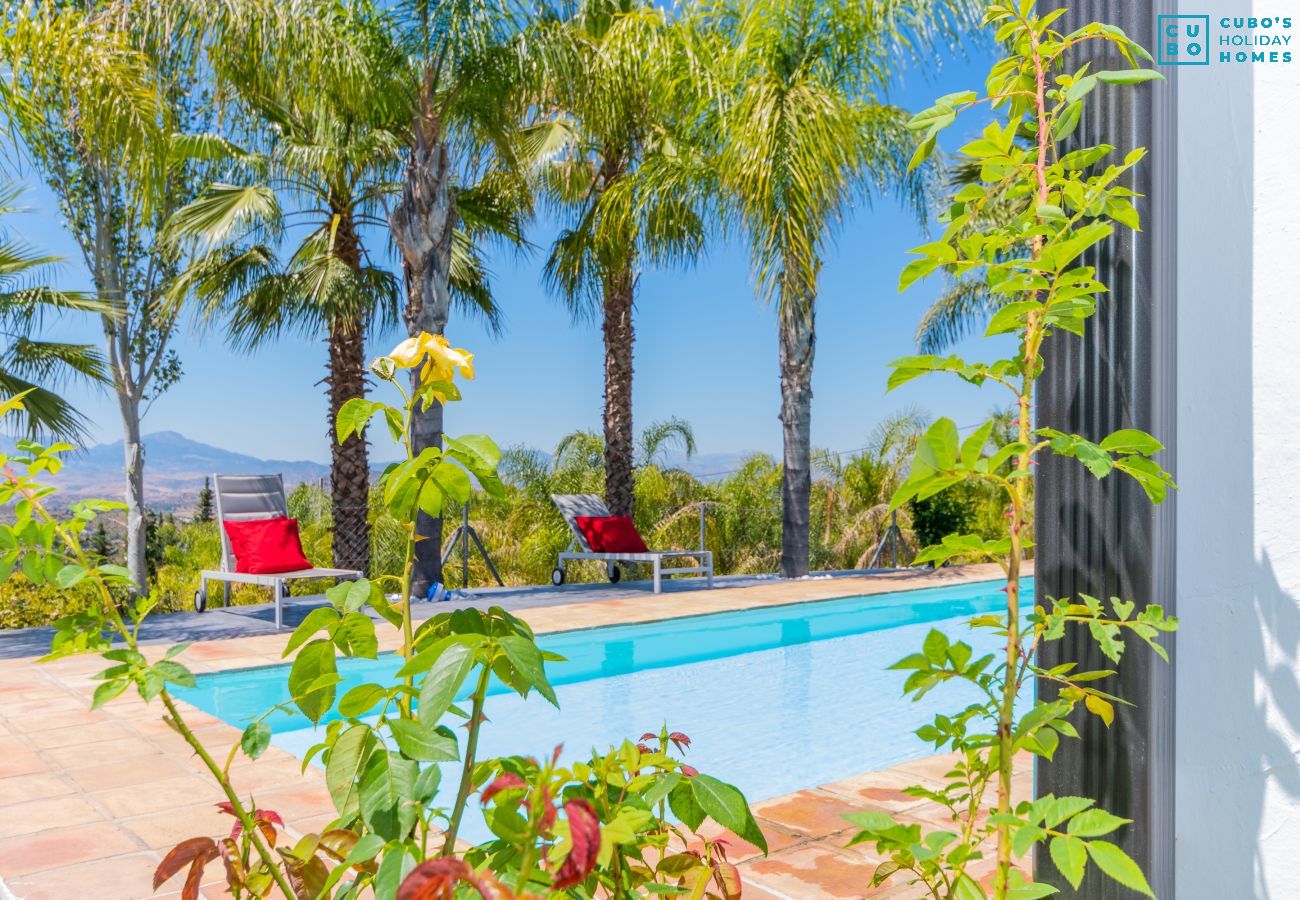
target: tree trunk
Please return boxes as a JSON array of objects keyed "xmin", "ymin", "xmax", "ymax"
[
  {"xmin": 327, "ymin": 316, "xmax": 372, "ymax": 574},
  {"xmin": 118, "ymin": 393, "xmax": 148, "ymax": 591},
  {"xmin": 778, "ymin": 288, "xmax": 815, "ymax": 578},
  {"xmin": 602, "ymin": 266, "xmax": 636, "ymax": 518},
  {"xmin": 392, "ymin": 116, "xmax": 455, "ymax": 597}
]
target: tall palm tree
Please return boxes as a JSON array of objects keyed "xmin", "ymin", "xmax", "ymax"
[
  {"xmin": 533, "ymin": 0, "xmax": 708, "ymax": 519},
  {"xmin": 697, "ymin": 0, "xmax": 968, "ymax": 577},
  {"xmin": 172, "ymin": 0, "xmax": 408, "ymax": 572},
  {"xmin": 0, "ymin": 185, "xmax": 106, "ymax": 438}
]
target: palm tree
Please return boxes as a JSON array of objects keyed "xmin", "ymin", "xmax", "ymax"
[
  {"xmin": 0, "ymin": 185, "xmax": 106, "ymax": 438},
  {"xmin": 697, "ymin": 0, "xmax": 968, "ymax": 577},
  {"xmin": 533, "ymin": 0, "xmax": 709, "ymax": 519},
  {"xmin": 172, "ymin": 0, "xmax": 407, "ymax": 572}
]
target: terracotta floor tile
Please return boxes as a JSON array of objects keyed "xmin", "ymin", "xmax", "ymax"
[
  {"xmin": 25, "ymin": 720, "xmax": 136, "ymax": 749},
  {"xmin": 752, "ymin": 789, "xmax": 861, "ymax": 840},
  {"xmin": 889, "ymin": 752, "xmax": 964, "ymax": 784},
  {"xmin": 821, "ymin": 769, "xmax": 936, "ymax": 814},
  {"xmin": 0, "ymin": 772, "xmax": 74, "ymax": 806},
  {"xmin": 7, "ymin": 708, "xmax": 109, "ymax": 734},
  {"xmin": 67, "ymin": 755, "xmax": 190, "ymax": 792},
  {"xmin": 94, "ymin": 773, "xmax": 225, "ymax": 818},
  {"xmin": 0, "ymin": 796, "xmax": 104, "ymax": 838},
  {"xmin": 0, "ymin": 750, "xmax": 49, "ymax": 778},
  {"xmin": 5, "ymin": 849, "xmax": 162, "ymax": 900},
  {"xmin": 44, "ymin": 736, "xmax": 160, "ymax": 769},
  {"xmin": 253, "ymin": 782, "xmax": 337, "ymax": 821},
  {"xmin": 741, "ymin": 844, "xmax": 880, "ymax": 899},
  {"xmin": 121, "ymin": 801, "xmax": 232, "ymax": 850},
  {"xmin": 0, "ymin": 821, "xmax": 142, "ymax": 877}
]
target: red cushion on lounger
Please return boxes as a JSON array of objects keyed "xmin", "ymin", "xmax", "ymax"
[
  {"xmin": 574, "ymin": 515, "xmax": 649, "ymax": 553},
  {"xmin": 222, "ymin": 517, "xmax": 312, "ymax": 574}
]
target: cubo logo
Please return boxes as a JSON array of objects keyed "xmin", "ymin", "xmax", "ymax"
[{"xmin": 1158, "ymin": 15, "xmax": 1211, "ymax": 65}]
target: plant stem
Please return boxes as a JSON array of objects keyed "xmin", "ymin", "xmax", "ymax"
[
  {"xmin": 441, "ymin": 664, "xmax": 492, "ymax": 853},
  {"xmin": 161, "ymin": 692, "xmax": 298, "ymax": 900}
]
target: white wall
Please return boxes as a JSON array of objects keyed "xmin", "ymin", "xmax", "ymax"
[{"xmin": 1175, "ymin": 3, "xmax": 1300, "ymax": 896}]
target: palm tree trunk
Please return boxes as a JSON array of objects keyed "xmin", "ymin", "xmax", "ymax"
[
  {"xmin": 778, "ymin": 289, "xmax": 815, "ymax": 578},
  {"xmin": 328, "ymin": 212, "xmax": 372, "ymax": 574},
  {"xmin": 327, "ymin": 316, "xmax": 371, "ymax": 574},
  {"xmin": 392, "ymin": 113, "xmax": 454, "ymax": 597},
  {"xmin": 602, "ymin": 266, "xmax": 636, "ymax": 518}
]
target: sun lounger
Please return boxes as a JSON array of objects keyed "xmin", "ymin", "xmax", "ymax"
[
  {"xmin": 549, "ymin": 493, "xmax": 713, "ymax": 593},
  {"xmin": 195, "ymin": 474, "xmax": 362, "ymax": 629}
]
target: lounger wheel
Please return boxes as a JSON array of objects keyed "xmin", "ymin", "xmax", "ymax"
[
  {"xmin": 194, "ymin": 587, "xmax": 207, "ymax": 613},
  {"xmin": 551, "ymin": 567, "xmax": 565, "ymax": 586},
  {"xmin": 607, "ymin": 563, "xmax": 621, "ymax": 583}
]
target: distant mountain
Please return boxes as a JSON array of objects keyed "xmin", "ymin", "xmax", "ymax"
[
  {"xmin": 9, "ymin": 431, "xmax": 766, "ymax": 513},
  {"xmin": 9, "ymin": 431, "xmax": 329, "ymax": 513}
]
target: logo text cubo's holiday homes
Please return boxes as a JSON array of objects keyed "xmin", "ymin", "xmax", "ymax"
[{"xmin": 1159, "ymin": 15, "xmax": 1294, "ymax": 66}]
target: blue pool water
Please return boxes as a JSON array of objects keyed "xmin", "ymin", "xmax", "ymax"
[{"xmin": 178, "ymin": 578, "xmax": 1032, "ymax": 840}]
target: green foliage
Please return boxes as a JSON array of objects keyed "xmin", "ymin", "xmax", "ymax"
[
  {"xmin": 911, "ymin": 492, "xmax": 973, "ymax": 553},
  {"xmin": 845, "ymin": 4, "xmax": 1178, "ymax": 898}
]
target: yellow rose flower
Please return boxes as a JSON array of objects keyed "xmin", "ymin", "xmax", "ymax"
[{"xmin": 384, "ymin": 333, "xmax": 475, "ymax": 385}]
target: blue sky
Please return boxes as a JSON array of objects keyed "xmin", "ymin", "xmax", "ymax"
[{"xmin": 12, "ymin": 37, "xmax": 1006, "ymax": 467}]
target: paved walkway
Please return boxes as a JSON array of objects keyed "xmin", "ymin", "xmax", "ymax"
[{"xmin": 0, "ymin": 564, "xmax": 1026, "ymax": 899}]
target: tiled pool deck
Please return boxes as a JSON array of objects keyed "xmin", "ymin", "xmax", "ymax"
[{"xmin": 0, "ymin": 563, "xmax": 1030, "ymax": 899}]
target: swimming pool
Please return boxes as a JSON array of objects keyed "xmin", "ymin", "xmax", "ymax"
[{"xmin": 177, "ymin": 577, "xmax": 1032, "ymax": 839}]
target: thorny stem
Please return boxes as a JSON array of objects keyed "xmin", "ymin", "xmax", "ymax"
[
  {"xmin": 161, "ymin": 692, "xmax": 299, "ymax": 900},
  {"xmin": 442, "ymin": 664, "xmax": 492, "ymax": 853},
  {"xmin": 995, "ymin": 13, "xmax": 1052, "ymax": 898}
]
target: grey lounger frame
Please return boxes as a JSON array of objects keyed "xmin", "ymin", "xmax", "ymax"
[
  {"xmin": 196, "ymin": 474, "xmax": 361, "ymax": 629},
  {"xmin": 550, "ymin": 493, "xmax": 713, "ymax": 593}
]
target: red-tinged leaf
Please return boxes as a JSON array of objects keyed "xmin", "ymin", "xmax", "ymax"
[
  {"xmin": 481, "ymin": 773, "xmax": 526, "ymax": 805},
  {"xmin": 216, "ymin": 801, "xmax": 236, "ymax": 816},
  {"xmin": 680, "ymin": 765, "xmax": 699, "ymax": 777},
  {"xmin": 219, "ymin": 837, "xmax": 244, "ymax": 889},
  {"xmin": 640, "ymin": 732, "xmax": 657, "ymax": 742},
  {"xmin": 636, "ymin": 743, "xmax": 652, "ymax": 753},
  {"xmin": 154, "ymin": 837, "xmax": 218, "ymax": 891},
  {"xmin": 397, "ymin": 858, "xmax": 514, "ymax": 900},
  {"xmin": 183, "ymin": 856, "xmax": 206, "ymax": 900},
  {"xmin": 712, "ymin": 858, "xmax": 742, "ymax": 900},
  {"xmin": 553, "ymin": 799, "xmax": 600, "ymax": 889},
  {"xmin": 669, "ymin": 731, "xmax": 691, "ymax": 752},
  {"xmin": 258, "ymin": 808, "xmax": 284, "ymax": 828}
]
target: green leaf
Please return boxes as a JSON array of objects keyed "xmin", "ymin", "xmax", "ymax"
[
  {"xmin": 417, "ymin": 642, "xmax": 475, "ymax": 728},
  {"xmin": 388, "ymin": 718, "xmax": 458, "ymax": 762},
  {"xmin": 54, "ymin": 564, "xmax": 88, "ymax": 588},
  {"xmin": 1099, "ymin": 429, "xmax": 1163, "ymax": 455},
  {"xmin": 497, "ymin": 635, "xmax": 557, "ymax": 706},
  {"xmin": 91, "ymin": 678, "xmax": 128, "ymax": 710},
  {"xmin": 283, "ymin": 607, "xmax": 341, "ymax": 658},
  {"xmin": 326, "ymin": 724, "xmax": 372, "ymax": 817},
  {"xmin": 358, "ymin": 750, "xmax": 419, "ymax": 842},
  {"xmin": 339, "ymin": 683, "xmax": 388, "ymax": 718},
  {"xmin": 1050, "ymin": 835, "xmax": 1087, "ymax": 889},
  {"xmin": 689, "ymin": 774, "xmax": 767, "ymax": 853},
  {"xmin": 1067, "ymin": 808, "xmax": 1131, "ymax": 838},
  {"xmin": 336, "ymin": 398, "xmax": 385, "ymax": 443},
  {"xmin": 443, "ymin": 434, "xmax": 501, "ymax": 477},
  {"xmin": 241, "ymin": 722, "xmax": 271, "ymax": 760},
  {"xmin": 1064, "ymin": 74, "xmax": 1098, "ymax": 104},
  {"xmin": 1086, "ymin": 840, "xmax": 1155, "ymax": 896},
  {"xmin": 289, "ymin": 640, "xmax": 338, "ymax": 724},
  {"xmin": 429, "ymin": 460, "xmax": 472, "ymax": 506},
  {"xmin": 908, "ymin": 134, "xmax": 937, "ymax": 172},
  {"xmin": 334, "ymin": 612, "xmax": 378, "ymax": 659},
  {"xmin": 1095, "ymin": 69, "xmax": 1164, "ymax": 85}
]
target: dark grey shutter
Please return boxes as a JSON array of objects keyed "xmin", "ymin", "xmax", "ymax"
[{"xmin": 1034, "ymin": 2, "xmax": 1178, "ymax": 897}]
